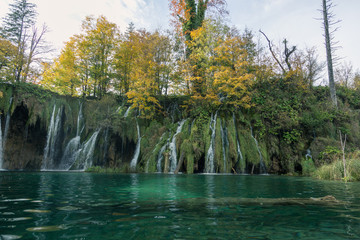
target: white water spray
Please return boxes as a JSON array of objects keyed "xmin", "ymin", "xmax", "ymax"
[
  {"xmin": 251, "ymin": 126, "xmax": 267, "ymax": 174},
  {"xmin": 130, "ymin": 120, "xmax": 141, "ymax": 171},
  {"xmin": 169, "ymin": 120, "xmax": 186, "ymax": 173},
  {"xmin": 205, "ymin": 112, "xmax": 218, "ymax": 173}
]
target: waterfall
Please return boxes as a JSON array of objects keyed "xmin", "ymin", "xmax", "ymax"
[
  {"xmin": 305, "ymin": 149, "xmax": 313, "ymax": 160},
  {"xmin": 76, "ymin": 102, "xmax": 84, "ymax": 137},
  {"xmin": 0, "ymin": 118, "xmax": 3, "ymax": 169},
  {"xmin": 80, "ymin": 130, "xmax": 100, "ymax": 170},
  {"xmin": 130, "ymin": 120, "xmax": 141, "ymax": 171},
  {"xmin": 233, "ymin": 113, "xmax": 245, "ymax": 173},
  {"xmin": 145, "ymin": 133, "xmax": 166, "ymax": 173},
  {"xmin": 116, "ymin": 106, "xmax": 122, "ymax": 113},
  {"xmin": 169, "ymin": 120, "xmax": 186, "ymax": 173},
  {"xmin": 59, "ymin": 103, "xmax": 84, "ymax": 170},
  {"xmin": 251, "ymin": 126, "xmax": 267, "ymax": 174},
  {"xmin": 59, "ymin": 136, "xmax": 81, "ymax": 170},
  {"xmin": 124, "ymin": 106, "xmax": 131, "ymax": 118},
  {"xmin": 157, "ymin": 133, "xmax": 171, "ymax": 173},
  {"xmin": 58, "ymin": 103, "xmax": 102, "ymax": 171},
  {"xmin": 205, "ymin": 112, "xmax": 218, "ymax": 173},
  {"xmin": 220, "ymin": 119, "xmax": 229, "ymax": 172},
  {"xmin": 42, "ymin": 106, "xmax": 63, "ymax": 170}
]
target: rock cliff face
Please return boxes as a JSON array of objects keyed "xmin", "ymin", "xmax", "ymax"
[
  {"xmin": 0, "ymin": 83, "xmax": 355, "ymax": 174},
  {"xmin": 4, "ymin": 102, "xmax": 46, "ymax": 169}
]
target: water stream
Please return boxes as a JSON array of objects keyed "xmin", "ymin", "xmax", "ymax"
[
  {"xmin": 220, "ymin": 119, "xmax": 229, "ymax": 172},
  {"xmin": 169, "ymin": 120, "xmax": 186, "ymax": 173},
  {"xmin": 130, "ymin": 120, "xmax": 141, "ymax": 171},
  {"xmin": 42, "ymin": 106, "xmax": 63, "ymax": 170},
  {"xmin": 233, "ymin": 113, "xmax": 245, "ymax": 173},
  {"xmin": 205, "ymin": 112, "xmax": 218, "ymax": 173},
  {"xmin": 251, "ymin": 126, "xmax": 267, "ymax": 174}
]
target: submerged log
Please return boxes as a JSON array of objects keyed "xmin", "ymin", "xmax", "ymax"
[{"xmin": 182, "ymin": 195, "xmax": 344, "ymax": 207}]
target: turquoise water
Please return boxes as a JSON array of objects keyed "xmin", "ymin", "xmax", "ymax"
[{"xmin": 0, "ymin": 173, "xmax": 360, "ymax": 239}]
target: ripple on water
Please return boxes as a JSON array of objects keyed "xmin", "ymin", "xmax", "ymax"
[
  {"xmin": 0, "ymin": 235, "xmax": 22, "ymax": 240},
  {"xmin": 1, "ymin": 217, "xmax": 32, "ymax": 222},
  {"xmin": 1, "ymin": 199, "xmax": 32, "ymax": 202},
  {"xmin": 57, "ymin": 206, "xmax": 81, "ymax": 211},
  {"xmin": 23, "ymin": 209, "xmax": 51, "ymax": 213},
  {"xmin": 26, "ymin": 225, "xmax": 67, "ymax": 232}
]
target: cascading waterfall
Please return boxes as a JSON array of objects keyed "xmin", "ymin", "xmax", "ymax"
[
  {"xmin": 233, "ymin": 113, "xmax": 245, "ymax": 173},
  {"xmin": 76, "ymin": 102, "xmax": 84, "ymax": 137},
  {"xmin": 42, "ymin": 105, "xmax": 63, "ymax": 170},
  {"xmin": 157, "ymin": 133, "xmax": 171, "ymax": 173},
  {"xmin": 124, "ymin": 106, "xmax": 131, "ymax": 118},
  {"xmin": 169, "ymin": 120, "xmax": 186, "ymax": 173},
  {"xmin": 250, "ymin": 126, "xmax": 267, "ymax": 174},
  {"xmin": 80, "ymin": 130, "xmax": 100, "ymax": 170},
  {"xmin": 305, "ymin": 149, "xmax": 313, "ymax": 160},
  {"xmin": 59, "ymin": 103, "xmax": 101, "ymax": 171},
  {"xmin": 130, "ymin": 120, "xmax": 141, "ymax": 171},
  {"xmin": 59, "ymin": 103, "xmax": 84, "ymax": 170},
  {"xmin": 145, "ymin": 133, "xmax": 166, "ymax": 173},
  {"xmin": 205, "ymin": 112, "xmax": 218, "ymax": 173},
  {"xmin": 220, "ymin": 119, "xmax": 229, "ymax": 172},
  {"xmin": 59, "ymin": 136, "xmax": 81, "ymax": 170}
]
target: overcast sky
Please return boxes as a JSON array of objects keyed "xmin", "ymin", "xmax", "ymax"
[{"xmin": 1, "ymin": 0, "xmax": 359, "ymax": 74}]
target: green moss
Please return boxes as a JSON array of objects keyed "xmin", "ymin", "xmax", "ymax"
[
  {"xmin": 180, "ymin": 139, "xmax": 194, "ymax": 174},
  {"xmin": 226, "ymin": 118, "xmax": 237, "ymax": 171},
  {"xmin": 239, "ymin": 129, "xmax": 259, "ymax": 166},
  {"xmin": 215, "ymin": 118, "xmax": 222, "ymax": 172}
]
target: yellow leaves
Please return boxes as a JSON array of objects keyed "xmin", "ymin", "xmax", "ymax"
[{"xmin": 211, "ymin": 34, "xmax": 254, "ymax": 109}]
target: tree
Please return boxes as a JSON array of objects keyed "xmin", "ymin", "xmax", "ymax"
[
  {"xmin": 113, "ymin": 23, "xmax": 140, "ymax": 95},
  {"xmin": 303, "ymin": 47, "xmax": 325, "ymax": 88},
  {"xmin": 212, "ymin": 32, "xmax": 253, "ymax": 109},
  {"xmin": 2, "ymin": 0, "xmax": 37, "ymax": 82},
  {"xmin": 184, "ymin": 19, "xmax": 228, "ymax": 97},
  {"xmin": 169, "ymin": 0, "xmax": 227, "ymax": 54},
  {"xmin": 321, "ymin": 0, "xmax": 339, "ymax": 106},
  {"xmin": 42, "ymin": 38, "xmax": 80, "ymax": 95},
  {"xmin": 0, "ymin": 37, "xmax": 17, "ymax": 75},
  {"xmin": 353, "ymin": 71, "xmax": 360, "ymax": 90},
  {"xmin": 125, "ymin": 30, "xmax": 162, "ymax": 118},
  {"xmin": 80, "ymin": 15, "xmax": 118, "ymax": 98},
  {"xmin": 23, "ymin": 24, "xmax": 50, "ymax": 82},
  {"xmin": 335, "ymin": 61, "xmax": 353, "ymax": 88},
  {"xmin": 41, "ymin": 15, "xmax": 118, "ymax": 97}
]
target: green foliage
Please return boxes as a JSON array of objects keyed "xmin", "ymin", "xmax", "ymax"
[
  {"xmin": 283, "ymin": 129, "xmax": 301, "ymax": 144},
  {"xmin": 301, "ymin": 158, "xmax": 316, "ymax": 176},
  {"xmin": 319, "ymin": 146, "xmax": 341, "ymax": 164}
]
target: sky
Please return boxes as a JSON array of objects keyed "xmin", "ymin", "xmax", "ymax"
[{"xmin": 0, "ymin": 0, "xmax": 359, "ymax": 74}]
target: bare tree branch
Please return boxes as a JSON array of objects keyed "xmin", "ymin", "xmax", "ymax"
[{"xmin": 259, "ymin": 30, "xmax": 286, "ymax": 74}]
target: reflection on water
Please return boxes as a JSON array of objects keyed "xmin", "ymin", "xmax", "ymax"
[{"xmin": 0, "ymin": 172, "xmax": 360, "ymax": 239}]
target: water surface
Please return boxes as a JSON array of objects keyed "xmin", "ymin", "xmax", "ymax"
[{"xmin": 1, "ymin": 172, "xmax": 360, "ymax": 239}]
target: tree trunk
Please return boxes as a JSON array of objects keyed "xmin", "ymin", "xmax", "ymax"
[{"xmin": 322, "ymin": 0, "xmax": 337, "ymax": 107}]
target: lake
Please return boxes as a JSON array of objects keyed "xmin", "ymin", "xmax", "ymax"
[{"xmin": 0, "ymin": 172, "xmax": 360, "ymax": 239}]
